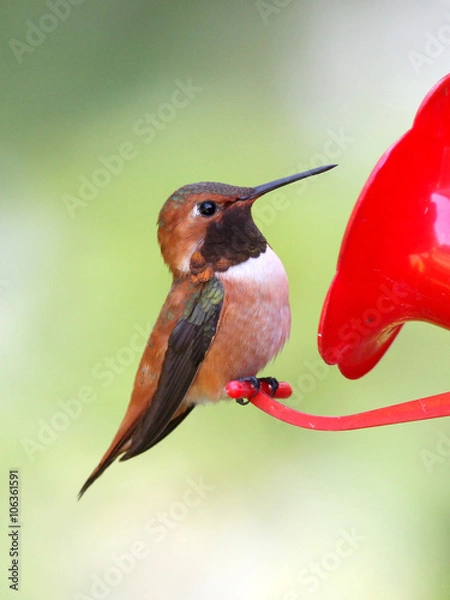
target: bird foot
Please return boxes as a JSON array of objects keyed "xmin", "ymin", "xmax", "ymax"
[
  {"xmin": 259, "ymin": 377, "xmax": 279, "ymax": 397},
  {"xmin": 235, "ymin": 376, "xmax": 279, "ymax": 405}
]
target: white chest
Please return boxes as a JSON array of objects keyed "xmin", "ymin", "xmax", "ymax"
[
  {"xmin": 217, "ymin": 246, "xmax": 291, "ymax": 369},
  {"xmin": 219, "ymin": 245, "xmax": 288, "ymax": 288}
]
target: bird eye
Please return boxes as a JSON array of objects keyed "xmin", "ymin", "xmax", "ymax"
[{"xmin": 197, "ymin": 201, "xmax": 217, "ymax": 217}]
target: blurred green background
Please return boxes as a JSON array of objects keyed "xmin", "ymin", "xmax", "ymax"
[{"xmin": 2, "ymin": 1, "xmax": 450, "ymax": 598}]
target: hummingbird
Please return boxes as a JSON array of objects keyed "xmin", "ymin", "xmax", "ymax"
[{"xmin": 79, "ymin": 164, "xmax": 336, "ymax": 497}]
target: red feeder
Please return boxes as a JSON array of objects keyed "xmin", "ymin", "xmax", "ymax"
[{"xmin": 319, "ymin": 73, "xmax": 450, "ymax": 379}]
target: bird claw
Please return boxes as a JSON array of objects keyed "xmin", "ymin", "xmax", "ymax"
[
  {"xmin": 259, "ymin": 376, "xmax": 279, "ymax": 397},
  {"xmin": 235, "ymin": 376, "xmax": 279, "ymax": 405},
  {"xmin": 234, "ymin": 376, "xmax": 259, "ymax": 405},
  {"xmin": 236, "ymin": 397, "xmax": 251, "ymax": 406}
]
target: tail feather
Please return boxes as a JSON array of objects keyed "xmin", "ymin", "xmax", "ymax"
[
  {"xmin": 121, "ymin": 404, "xmax": 195, "ymax": 461},
  {"xmin": 78, "ymin": 405, "xmax": 195, "ymax": 498},
  {"xmin": 78, "ymin": 429, "xmax": 134, "ymax": 499}
]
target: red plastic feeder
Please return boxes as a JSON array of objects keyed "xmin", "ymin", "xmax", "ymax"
[{"xmin": 319, "ymin": 73, "xmax": 450, "ymax": 379}]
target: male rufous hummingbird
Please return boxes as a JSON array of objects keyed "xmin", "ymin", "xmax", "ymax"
[{"xmin": 79, "ymin": 164, "xmax": 336, "ymax": 497}]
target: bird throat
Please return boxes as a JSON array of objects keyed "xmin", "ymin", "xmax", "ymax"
[{"xmin": 190, "ymin": 204, "xmax": 267, "ymax": 283}]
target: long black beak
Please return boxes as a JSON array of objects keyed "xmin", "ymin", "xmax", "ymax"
[{"xmin": 238, "ymin": 164, "xmax": 337, "ymax": 201}]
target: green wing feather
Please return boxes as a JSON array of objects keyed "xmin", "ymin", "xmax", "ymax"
[{"xmin": 121, "ymin": 277, "xmax": 224, "ymax": 459}]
